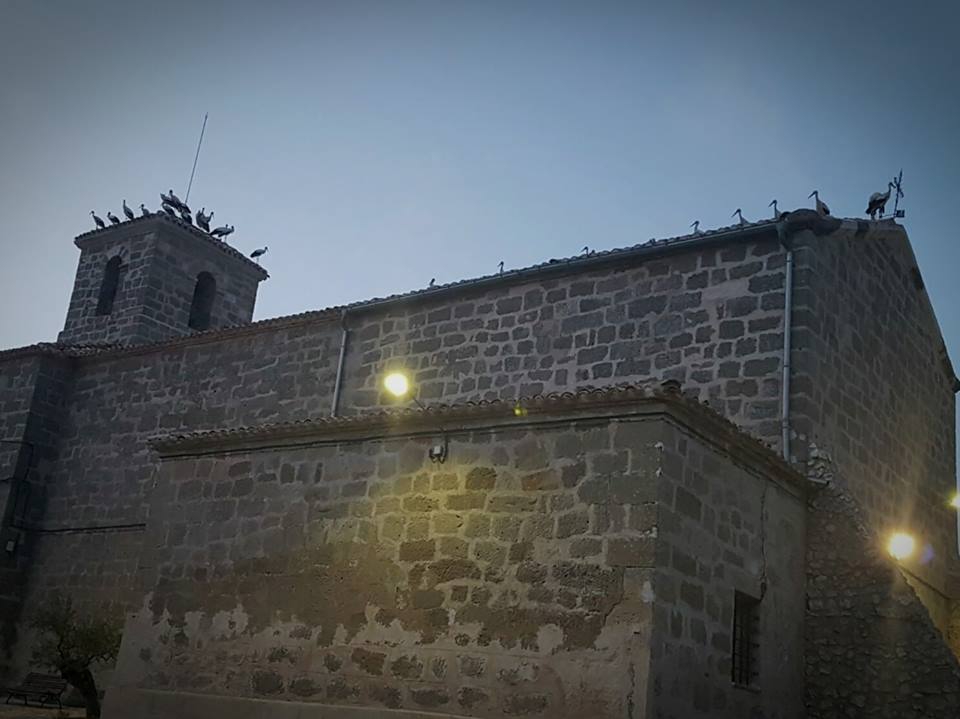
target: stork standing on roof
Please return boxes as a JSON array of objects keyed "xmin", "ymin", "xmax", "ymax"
[
  {"xmin": 769, "ymin": 199, "xmax": 780, "ymax": 220},
  {"xmin": 196, "ymin": 208, "xmax": 212, "ymax": 232},
  {"xmin": 250, "ymin": 246, "xmax": 268, "ymax": 263},
  {"xmin": 107, "ymin": 211, "xmax": 121, "ymax": 225},
  {"xmin": 732, "ymin": 208, "xmax": 747, "ymax": 226},
  {"xmin": 808, "ymin": 190, "xmax": 830, "ymax": 216},
  {"xmin": 498, "ymin": 261, "xmax": 504, "ymax": 274},
  {"xmin": 690, "ymin": 220, "xmax": 701, "ymax": 235},
  {"xmin": 122, "ymin": 200, "xmax": 135, "ymax": 221},
  {"xmin": 866, "ymin": 181, "xmax": 895, "ymax": 219},
  {"xmin": 140, "ymin": 203, "xmax": 151, "ymax": 217},
  {"xmin": 161, "ymin": 203, "xmax": 178, "ymax": 218},
  {"xmin": 90, "ymin": 211, "xmax": 106, "ymax": 229},
  {"xmin": 211, "ymin": 224, "xmax": 234, "ymax": 240}
]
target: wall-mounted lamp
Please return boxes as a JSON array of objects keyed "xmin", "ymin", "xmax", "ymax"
[
  {"xmin": 950, "ymin": 494, "xmax": 960, "ymax": 510},
  {"xmin": 887, "ymin": 532, "xmax": 916, "ymax": 561},
  {"xmin": 383, "ymin": 371, "xmax": 447, "ymax": 464},
  {"xmin": 384, "ymin": 372, "xmax": 411, "ymax": 400}
]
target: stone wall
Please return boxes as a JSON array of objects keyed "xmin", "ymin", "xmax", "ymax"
[
  {"xmin": 790, "ymin": 220, "xmax": 959, "ymax": 603},
  {"xmin": 805, "ymin": 485, "xmax": 960, "ymax": 718},
  {"xmin": 648, "ymin": 416, "xmax": 807, "ymax": 718},
  {"xmin": 5, "ymin": 215, "xmax": 958, "ymax": 693},
  {"xmin": 108, "ymin": 406, "xmax": 671, "ymax": 718},
  {"xmin": 342, "ymin": 236, "xmax": 790, "ymax": 447},
  {"xmin": 7, "ymin": 320, "xmax": 343, "ymax": 673},
  {"xmin": 14, "ymin": 231, "xmax": 794, "ymax": 676},
  {"xmin": 104, "ymin": 393, "xmax": 806, "ymax": 719},
  {"xmin": 59, "ymin": 217, "xmax": 266, "ymax": 346},
  {"xmin": 0, "ymin": 350, "xmax": 73, "ymax": 676}
]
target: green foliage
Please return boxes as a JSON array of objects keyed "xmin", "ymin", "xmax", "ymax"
[{"xmin": 30, "ymin": 592, "xmax": 122, "ymax": 673}]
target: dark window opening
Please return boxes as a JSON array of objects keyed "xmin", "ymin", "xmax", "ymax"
[
  {"xmin": 731, "ymin": 591, "xmax": 760, "ymax": 687},
  {"xmin": 96, "ymin": 256, "xmax": 122, "ymax": 315},
  {"xmin": 188, "ymin": 272, "xmax": 216, "ymax": 330}
]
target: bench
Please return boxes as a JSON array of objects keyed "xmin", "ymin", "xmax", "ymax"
[{"xmin": 4, "ymin": 672, "xmax": 67, "ymax": 709}]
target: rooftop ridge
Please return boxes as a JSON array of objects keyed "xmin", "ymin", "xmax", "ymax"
[{"xmin": 75, "ymin": 214, "xmax": 269, "ymax": 280}]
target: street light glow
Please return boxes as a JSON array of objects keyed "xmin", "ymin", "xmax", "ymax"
[
  {"xmin": 887, "ymin": 532, "xmax": 916, "ymax": 561},
  {"xmin": 383, "ymin": 372, "xmax": 410, "ymax": 398}
]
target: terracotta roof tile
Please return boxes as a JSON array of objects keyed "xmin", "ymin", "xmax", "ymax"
[{"xmin": 149, "ymin": 380, "xmax": 803, "ymax": 491}]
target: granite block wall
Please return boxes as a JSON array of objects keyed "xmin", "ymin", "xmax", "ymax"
[
  {"xmin": 790, "ymin": 222, "xmax": 958, "ymax": 603},
  {"xmin": 5, "ymin": 214, "xmax": 958, "ymax": 699},
  {"xmin": 6, "ymin": 321, "xmax": 341, "ymax": 674},
  {"xmin": 342, "ymin": 237, "xmax": 790, "ymax": 447},
  {"xmin": 0, "ymin": 354, "xmax": 41, "ymax": 670},
  {"xmin": 16, "ymin": 233, "xmax": 793, "ymax": 673},
  {"xmin": 0, "ymin": 351, "xmax": 74, "ymax": 675},
  {"xmin": 107, "ymin": 411, "xmax": 671, "ymax": 718},
  {"xmin": 805, "ymin": 485, "xmax": 960, "ymax": 718},
  {"xmin": 648, "ymin": 419, "xmax": 807, "ymax": 718},
  {"xmin": 59, "ymin": 218, "xmax": 265, "ymax": 346}
]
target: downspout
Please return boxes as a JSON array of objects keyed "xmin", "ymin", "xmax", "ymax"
[
  {"xmin": 777, "ymin": 218, "xmax": 794, "ymax": 462},
  {"xmin": 330, "ymin": 310, "xmax": 349, "ymax": 417}
]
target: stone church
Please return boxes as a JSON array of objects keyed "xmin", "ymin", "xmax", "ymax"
[{"xmin": 1, "ymin": 208, "xmax": 958, "ymax": 717}]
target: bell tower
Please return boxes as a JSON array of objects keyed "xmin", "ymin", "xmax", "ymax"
[{"xmin": 58, "ymin": 214, "xmax": 268, "ymax": 346}]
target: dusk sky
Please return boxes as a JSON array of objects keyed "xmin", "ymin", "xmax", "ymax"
[{"xmin": 2, "ymin": 1, "xmax": 958, "ymax": 455}]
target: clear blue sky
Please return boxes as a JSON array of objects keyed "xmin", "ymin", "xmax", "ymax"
[{"xmin": 1, "ymin": 0, "xmax": 958, "ymax": 461}]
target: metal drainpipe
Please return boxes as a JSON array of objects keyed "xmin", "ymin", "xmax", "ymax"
[
  {"xmin": 777, "ymin": 219, "xmax": 794, "ymax": 462},
  {"xmin": 330, "ymin": 311, "xmax": 349, "ymax": 417}
]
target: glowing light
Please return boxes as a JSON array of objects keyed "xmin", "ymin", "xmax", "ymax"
[
  {"xmin": 383, "ymin": 372, "xmax": 410, "ymax": 398},
  {"xmin": 887, "ymin": 532, "xmax": 916, "ymax": 561},
  {"xmin": 950, "ymin": 494, "xmax": 960, "ymax": 509}
]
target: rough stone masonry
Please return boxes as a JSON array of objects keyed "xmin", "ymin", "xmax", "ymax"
[{"xmin": 0, "ymin": 209, "xmax": 957, "ymax": 717}]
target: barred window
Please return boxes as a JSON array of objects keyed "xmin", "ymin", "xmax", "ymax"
[{"xmin": 731, "ymin": 591, "xmax": 760, "ymax": 687}]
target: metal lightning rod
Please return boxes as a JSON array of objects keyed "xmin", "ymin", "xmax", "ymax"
[{"xmin": 184, "ymin": 112, "xmax": 208, "ymax": 205}]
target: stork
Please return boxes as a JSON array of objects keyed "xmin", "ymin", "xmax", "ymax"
[
  {"xmin": 178, "ymin": 207, "xmax": 193, "ymax": 225},
  {"xmin": 107, "ymin": 211, "xmax": 121, "ymax": 225},
  {"xmin": 161, "ymin": 203, "xmax": 178, "ymax": 218},
  {"xmin": 211, "ymin": 224, "xmax": 234, "ymax": 239},
  {"xmin": 808, "ymin": 190, "xmax": 830, "ymax": 216},
  {"xmin": 428, "ymin": 278, "xmax": 436, "ymax": 287},
  {"xmin": 690, "ymin": 220, "xmax": 701, "ymax": 234},
  {"xmin": 140, "ymin": 203, "xmax": 151, "ymax": 217},
  {"xmin": 769, "ymin": 199, "xmax": 780, "ymax": 220},
  {"xmin": 167, "ymin": 189, "xmax": 184, "ymax": 209},
  {"xmin": 122, "ymin": 199, "xmax": 135, "ymax": 221},
  {"xmin": 91, "ymin": 211, "xmax": 106, "ymax": 229},
  {"xmin": 196, "ymin": 208, "xmax": 212, "ymax": 232},
  {"xmin": 866, "ymin": 181, "xmax": 894, "ymax": 219},
  {"xmin": 250, "ymin": 246, "xmax": 268, "ymax": 262},
  {"xmin": 498, "ymin": 261, "xmax": 504, "ymax": 274},
  {"xmin": 732, "ymin": 208, "xmax": 747, "ymax": 226}
]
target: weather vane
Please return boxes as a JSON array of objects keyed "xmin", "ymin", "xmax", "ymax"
[{"xmin": 891, "ymin": 169, "xmax": 905, "ymax": 219}]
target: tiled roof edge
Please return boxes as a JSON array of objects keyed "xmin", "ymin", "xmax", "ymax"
[
  {"xmin": 75, "ymin": 214, "xmax": 269, "ymax": 280},
  {"xmin": 0, "ymin": 342, "xmax": 121, "ymax": 363},
  {"xmin": 149, "ymin": 381, "xmax": 805, "ymax": 491}
]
